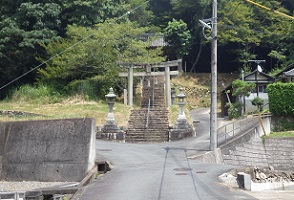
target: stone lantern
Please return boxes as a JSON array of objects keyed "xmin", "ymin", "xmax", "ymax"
[
  {"xmin": 170, "ymin": 87, "xmax": 194, "ymax": 141},
  {"xmin": 177, "ymin": 87, "xmax": 186, "ymax": 119},
  {"xmin": 105, "ymin": 87, "xmax": 116, "ymax": 123},
  {"xmin": 100, "ymin": 87, "xmax": 124, "ymax": 141}
]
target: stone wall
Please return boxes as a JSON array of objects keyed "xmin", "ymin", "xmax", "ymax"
[
  {"xmin": 0, "ymin": 118, "xmax": 96, "ymax": 182},
  {"xmin": 223, "ymin": 137, "xmax": 294, "ymax": 171}
]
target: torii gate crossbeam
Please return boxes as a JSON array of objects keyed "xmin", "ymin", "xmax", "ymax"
[{"xmin": 119, "ymin": 59, "xmax": 182, "ymax": 107}]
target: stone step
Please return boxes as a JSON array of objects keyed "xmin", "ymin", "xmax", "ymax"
[
  {"xmin": 126, "ymin": 135, "xmax": 168, "ymax": 141},
  {"xmin": 126, "ymin": 135, "xmax": 169, "ymax": 140},
  {"xmin": 126, "ymin": 75, "xmax": 169, "ymax": 143},
  {"xmin": 127, "ymin": 130, "xmax": 168, "ymax": 134},
  {"xmin": 126, "ymin": 133, "xmax": 168, "ymax": 136}
]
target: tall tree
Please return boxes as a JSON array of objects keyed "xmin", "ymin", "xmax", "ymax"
[
  {"xmin": 218, "ymin": 0, "xmax": 293, "ymax": 71},
  {"xmin": 0, "ymin": 1, "xmax": 62, "ymax": 92},
  {"xmin": 164, "ymin": 18, "xmax": 192, "ymax": 58},
  {"xmin": 37, "ymin": 21, "xmax": 165, "ymax": 92},
  {"xmin": 0, "ymin": 0, "xmax": 135, "ymax": 95}
]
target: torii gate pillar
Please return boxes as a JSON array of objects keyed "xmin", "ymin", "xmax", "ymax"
[
  {"xmin": 165, "ymin": 66, "xmax": 171, "ymax": 107},
  {"xmin": 128, "ymin": 66, "xmax": 134, "ymax": 106}
]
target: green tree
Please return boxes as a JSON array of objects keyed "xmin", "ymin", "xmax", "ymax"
[
  {"xmin": 232, "ymin": 79, "xmax": 256, "ymax": 97},
  {"xmin": 164, "ymin": 18, "xmax": 192, "ymax": 58},
  {"xmin": 251, "ymin": 96, "xmax": 264, "ymax": 112},
  {"xmin": 148, "ymin": 0, "xmax": 173, "ymax": 28},
  {"xmin": 0, "ymin": 1, "xmax": 62, "ymax": 94},
  {"xmin": 126, "ymin": 0, "xmax": 154, "ymax": 27},
  {"xmin": 37, "ymin": 21, "xmax": 165, "ymax": 95},
  {"xmin": 218, "ymin": 0, "xmax": 293, "ymax": 69},
  {"xmin": 0, "ymin": 0, "xmax": 134, "ymax": 97},
  {"xmin": 60, "ymin": 0, "xmax": 127, "ymax": 28}
]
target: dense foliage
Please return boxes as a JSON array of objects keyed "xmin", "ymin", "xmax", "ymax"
[
  {"xmin": 38, "ymin": 22, "xmax": 165, "ymax": 99},
  {"xmin": 164, "ymin": 18, "xmax": 192, "ymax": 58},
  {"xmin": 0, "ymin": 0, "xmax": 293, "ymax": 99},
  {"xmin": 231, "ymin": 79, "xmax": 256, "ymax": 97},
  {"xmin": 251, "ymin": 96, "xmax": 264, "ymax": 112},
  {"xmin": 0, "ymin": 0, "xmax": 129, "ymax": 97},
  {"xmin": 267, "ymin": 82, "xmax": 294, "ymax": 116}
]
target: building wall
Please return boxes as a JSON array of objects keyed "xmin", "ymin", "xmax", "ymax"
[{"xmin": 244, "ymin": 93, "xmax": 269, "ymax": 113}]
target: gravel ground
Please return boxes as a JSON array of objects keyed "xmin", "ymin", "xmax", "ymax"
[{"xmin": 0, "ymin": 181, "xmax": 79, "ymax": 192}]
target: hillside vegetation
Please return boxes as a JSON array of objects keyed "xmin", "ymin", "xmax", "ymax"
[{"xmin": 0, "ymin": 73, "xmax": 238, "ymax": 126}]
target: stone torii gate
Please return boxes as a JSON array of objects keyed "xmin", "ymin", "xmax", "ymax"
[{"xmin": 119, "ymin": 59, "xmax": 182, "ymax": 107}]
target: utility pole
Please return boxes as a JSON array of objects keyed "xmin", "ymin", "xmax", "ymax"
[{"xmin": 210, "ymin": 0, "xmax": 218, "ymax": 152}]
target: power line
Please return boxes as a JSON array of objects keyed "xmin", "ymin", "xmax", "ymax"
[
  {"xmin": 244, "ymin": 0, "xmax": 294, "ymax": 20},
  {"xmin": 0, "ymin": 1, "xmax": 150, "ymax": 91}
]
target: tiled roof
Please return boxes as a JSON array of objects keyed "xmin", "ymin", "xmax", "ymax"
[
  {"xmin": 139, "ymin": 33, "xmax": 168, "ymax": 47},
  {"xmin": 283, "ymin": 68, "xmax": 294, "ymax": 76},
  {"xmin": 275, "ymin": 63, "xmax": 294, "ymax": 77}
]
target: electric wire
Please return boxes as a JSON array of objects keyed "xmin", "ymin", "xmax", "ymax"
[{"xmin": 0, "ymin": 1, "xmax": 151, "ymax": 91}]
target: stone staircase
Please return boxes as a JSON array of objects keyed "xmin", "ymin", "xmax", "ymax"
[{"xmin": 126, "ymin": 76, "xmax": 169, "ymax": 143}]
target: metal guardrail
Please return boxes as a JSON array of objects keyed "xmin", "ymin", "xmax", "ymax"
[
  {"xmin": 146, "ymin": 98, "xmax": 151, "ymax": 128},
  {"xmin": 217, "ymin": 115, "xmax": 261, "ymax": 146},
  {"xmin": 0, "ymin": 192, "xmax": 65, "ymax": 200},
  {"xmin": 0, "ymin": 192, "xmax": 25, "ymax": 200}
]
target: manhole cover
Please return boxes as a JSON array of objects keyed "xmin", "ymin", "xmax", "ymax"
[
  {"xmin": 175, "ymin": 173, "xmax": 187, "ymax": 176},
  {"xmin": 196, "ymin": 171, "xmax": 207, "ymax": 173},
  {"xmin": 173, "ymin": 167, "xmax": 191, "ymax": 171},
  {"xmin": 98, "ymin": 149, "xmax": 112, "ymax": 151}
]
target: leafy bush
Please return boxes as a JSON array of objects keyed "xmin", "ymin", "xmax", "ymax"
[
  {"xmin": 232, "ymin": 79, "xmax": 255, "ymax": 97},
  {"xmin": 226, "ymin": 102, "xmax": 242, "ymax": 119},
  {"xmin": 267, "ymin": 82, "xmax": 294, "ymax": 116},
  {"xmin": 251, "ymin": 97, "xmax": 264, "ymax": 112},
  {"xmin": 67, "ymin": 76, "xmax": 115, "ymax": 100},
  {"xmin": 8, "ymin": 84, "xmax": 63, "ymax": 104},
  {"xmin": 272, "ymin": 116, "xmax": 294, "ymax": 132}
]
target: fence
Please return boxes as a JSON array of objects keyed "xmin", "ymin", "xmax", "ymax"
[
  {"xmin": 0, "ymin": 192, "xmax": 65, "ymax": 200},
  {"xmin": 0, "ymin": 192, "xmax": 25, "ymax": 200},
  {"xmin": 217, "ymin": 115, "xmax": 261, "ymax": 147}
]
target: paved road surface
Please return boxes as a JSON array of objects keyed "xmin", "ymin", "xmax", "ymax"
[
  {"xmin": 79, "ymin": 141, "xmax": 256, "ymax": 200},
  {"xmin": 78, "ymin": 108, "xmax": 258, "ymax": 200}
]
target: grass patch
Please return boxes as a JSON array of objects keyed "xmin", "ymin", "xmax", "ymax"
[
  {"xmin": 0, "ymin": 73, "xmax": 238, "ymax": 126},
  {"xmin": 264, "ymin": 131, "xmax": 294, "ymax": 138},
  {"xmin": 0, "ymin": 99, "xmax": 131, "ymax": 127}
]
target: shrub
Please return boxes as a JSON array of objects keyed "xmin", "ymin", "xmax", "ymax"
[
  {"xmin": 226, "ymin": 102, "xmax": 242, "ymax": 119},
  {"xmin": 8, "ymin": 84, "xmax": 63, "ymax": 104},
  {"xmin": 251, "ymin": 97, "xmax": 264, "ymax": 112},
  {"xmin": 67, "ymin": 76, "xmax": 115, "ymax": 100},
  {"xmin": 267, "ymin": 82, "xmax": 294, "ymax": 116},
  {"xmin": 272, "ymin": 116, "xmax": 294, "ymax": 132}
]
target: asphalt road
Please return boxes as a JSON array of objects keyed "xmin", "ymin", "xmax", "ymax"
[{"xmin": 78, "ymin": 108, "xmax": 257, "ymax": 200}]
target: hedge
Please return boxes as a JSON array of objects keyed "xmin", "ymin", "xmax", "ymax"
[{"xmin": 267, "ymin": 82, "xmax": 294, "ymax": 116}]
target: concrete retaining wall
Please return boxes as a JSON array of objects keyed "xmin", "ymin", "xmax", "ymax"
[
  {"xmin": 0, "ymin": 118, "xmax": 96, "ymax": 182},
  {"xmin": 223, "ymin": 138, "xmax": 294, "ymax": 171},
  {"xmin": 220, "ymin": 116, "xmax": 271, "ymax": 154}
]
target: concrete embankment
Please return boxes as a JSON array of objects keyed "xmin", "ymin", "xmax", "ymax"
[
  {"xmin": 223, "ymin": 137, "xmax": 294, "ymax": 171},
  {"xmin": 0, "ymin": 118, "xmax": 96, "ymax": 182}
]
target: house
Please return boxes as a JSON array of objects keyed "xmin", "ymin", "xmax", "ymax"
[
  {"xmin": 221, "ymin": 69, "xmax": 275, "ymax": 117},
  {"xmin": 274, "ymin": 63, "xmax": 294, "ymax": 82}
]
